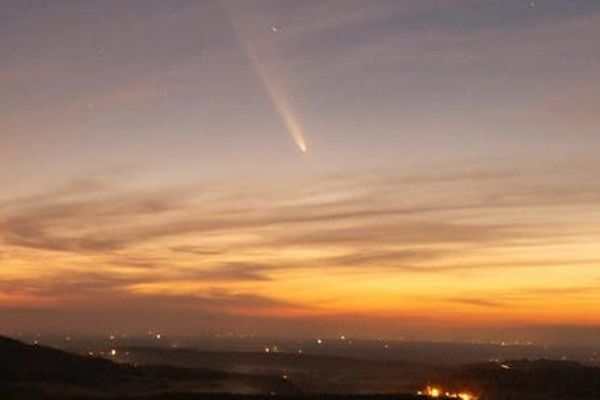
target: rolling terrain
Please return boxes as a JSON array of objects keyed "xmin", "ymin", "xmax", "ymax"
[
  {"xmin": 0, "ymin": 336, "xmax": 299, "ymax": 399},
  {"xmin": 2, "ymin": 335, "xmax": 600, "ymax": 400},
  {"xmin": 113, "ymin": 346, "xmax": 438, "ymax": 394}
]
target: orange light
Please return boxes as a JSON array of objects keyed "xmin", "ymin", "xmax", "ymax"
[{"xmin": 419, "ymin": 386, "xmax": 476, "ymax": 400}]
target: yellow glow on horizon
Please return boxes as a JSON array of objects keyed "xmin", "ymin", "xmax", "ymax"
[{"xmin": 2, "ymin": 162, "xmax": 600, "ymax": 334}]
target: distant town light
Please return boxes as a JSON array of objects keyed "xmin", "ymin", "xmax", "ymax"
[{"xmin": 419, "ymin": 386, "xmax": 476, "ymax": 400}]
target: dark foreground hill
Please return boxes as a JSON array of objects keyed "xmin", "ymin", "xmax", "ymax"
[
  {"xmin": 0, "ymin": 336, "xmax": 300, "ymax": 399},
  {"xmin": 429, "ymin": 359, "xmax": 600, "ymax": 400},
  {"xmin": 0, "ymin": 336, "xmax": 427, "ymax": 400},
  {"xmin": 4, "ymin": 335, "xmax": 599, "ymax": 400}
]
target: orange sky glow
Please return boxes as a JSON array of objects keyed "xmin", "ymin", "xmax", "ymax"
[{"xmin": 2, "ymin": 1, "xmax": 600, "ymax": 343}]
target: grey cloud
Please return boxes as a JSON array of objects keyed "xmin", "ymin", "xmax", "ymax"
[
  {"xmin": 332, "ymin": 249, "xmax": 447, "ymax": 268},
  {"xmin": 169, "ymin": 245, "xmax": 228, "ymax": 256},
  {"xmin": 447, "ymin": 297, "xmax": 505, "ymax": 308},
  {"xmin": 0, "ymin": 272, "xmax": 143, "ymax": 297},
  {"xmin": 181, "ymin": 263, "xmax": 274, "ymax": 282},
  {"xmin": 3, "ymin": 227, "xmax": 124, "ymax": 253}
]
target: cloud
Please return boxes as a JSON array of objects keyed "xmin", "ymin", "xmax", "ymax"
[
  {"xmin": 169, "ymin": 245, "xmax": 228, "ymax": 256},
  {"xmin": 1, "ymin": 161, "xmax": 600, "ymax": 332},
  {"xmin": 0, "ymin": 288, "xmax": 303, "ymax": 336},
  {"xmin": 447, "ymin": 297, "xmax": 505, "ymax": 308},
  {"xmin": 182, "ymin": 263, "xmax": 274, "ymax": 282},
  {"xmin": 0, "ymin": 272, "xmax": 142, "ymax": 297},
  {"xmin": 2, "ymin": 161, "xmax": 599, "ymax": 259}
]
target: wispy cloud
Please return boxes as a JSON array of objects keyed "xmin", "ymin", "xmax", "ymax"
[
  {"xmin": 447, "ymin": 297, "xmax": 505, "ymax": 308},
  {"xmin": 1, "ymin": 161, "xmax": 600, "ymax": 329}
]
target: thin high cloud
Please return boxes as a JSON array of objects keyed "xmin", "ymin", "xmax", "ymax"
[
  {"xmin": 2, "ymin": 161, "xmax": 599, "ymax": 257},
  {"xmin": 1, "ymin": 160, "xmax": 600, "ymax": 330}
]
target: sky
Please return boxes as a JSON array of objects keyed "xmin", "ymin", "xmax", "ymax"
[{"xmin": 1, "ymin": 0, "xmax": 600, "ymax": 344}]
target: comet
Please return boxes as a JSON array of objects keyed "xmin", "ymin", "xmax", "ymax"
[
  {"xmin": 227, "ymin": 10, "xmax": 309, "ymax": 153},
  {"xmin": 249, "ymin": 52, "xmax": 308, "ymax": 153}
]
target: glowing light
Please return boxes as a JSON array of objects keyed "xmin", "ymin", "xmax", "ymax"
[{"xmin": 420, "ymin": 386, "xmax": 476, "ymax": 400}]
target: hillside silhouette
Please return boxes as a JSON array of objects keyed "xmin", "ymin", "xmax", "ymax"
[
  {"xmin": 0, "ymin": 336, "xmax": 300, "ymax": 399},
  {"xmin": 2, "ymin": 335, "xmax": 600, "ymax": 400}
]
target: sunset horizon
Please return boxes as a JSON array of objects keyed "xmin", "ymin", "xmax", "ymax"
[{"xmin": 2, "ymin": 0, "xmax": 600, "ymax": 347}]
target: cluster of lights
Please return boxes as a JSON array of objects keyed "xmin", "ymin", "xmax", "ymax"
[
  {"xmin": 489, "ymin": 339, "xmax": 534, "ymax": 347},
  {"xmin": 417, "ymin": 386, "xmax": 476, "ymax": 400},
  {"xmin": 264, "ymin": 345, "xmax": 280, "ymax": 353},
  {"xmin": 100, "ymin": 348, "xmax": 130, "ymax": 358}
]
